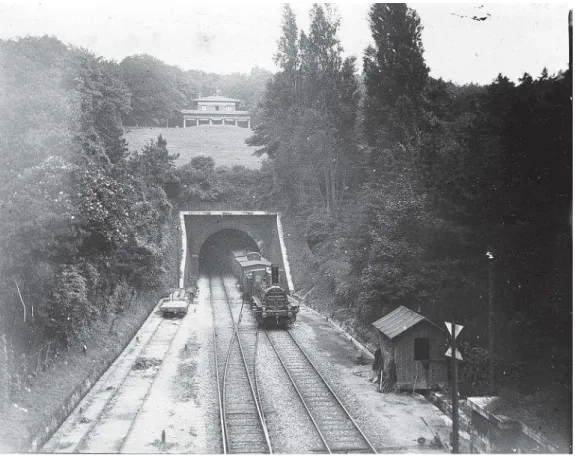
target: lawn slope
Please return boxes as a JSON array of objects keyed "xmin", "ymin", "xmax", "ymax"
[{"xmin": 124, "ymin": 126, "xmax": 263, "ymax": 169}]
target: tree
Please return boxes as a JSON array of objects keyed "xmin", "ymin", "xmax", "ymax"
[
  {"xmin": 274, "ymin": 4, "xmax": 300, "ymax": 90},
  {"xmin": 348, "ymin": 4, "xmax": 433, "ymax": 322},
  {"xmin": 72, "ymin": 49, "xmax": 131, "ymax": 164},
  {"xmin": 120, "ymin": 55, "xmax": 185, "ymax": 126},
  {"xmin": 363, "ymin": 3, "xmax": 429, "ymax": 171},
  {"xmin": 0, "ymin": 36, "xmax": 177, "ymax": 351},
  {"xmin": 128, "ymin": 135, "xmax": 179, "ymax": 193},
  {"xmin": 176, "ymin": 155, "xmax": 223, "ymax": 203},
  {"xmin": 248, "ymin": 4, "xmax": 360, "ymax": 214}
]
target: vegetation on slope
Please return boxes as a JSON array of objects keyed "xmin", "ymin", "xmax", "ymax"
[
  {"xmin": 0, "ymin": 38, "xmax": 179, "ymax": 430},
  {"xmin": 0, "ymin": 3, "xmax": 570, "ymax": 447},
  {"xmin": 248, "ymin": 4, "xmax": 572, "ymax": 440},
  {"xmin": 0, "ymin": 35, "xmax": 272, "ymax": 450}
]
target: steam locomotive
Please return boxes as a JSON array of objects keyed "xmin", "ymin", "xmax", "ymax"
[{"xmin": 229, "ymin": 249, "xmax": 299, "ymax": 326}]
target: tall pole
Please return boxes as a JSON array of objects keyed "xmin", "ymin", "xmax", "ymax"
[
  {"xmin": 487, "ymin": 252, "xmax": 495, "ymax": 395},
  {"xmin": 451, "ymin": 322, "xmax": 459, "ymax": 453},
  {"xmin": 569, "ymin": 10, "xmax": 572, "ymax": 72}
]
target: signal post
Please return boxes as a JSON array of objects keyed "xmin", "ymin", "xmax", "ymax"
[{"xmin": 445, "ymin": 321, "xmax": 463, "ymax": 454}]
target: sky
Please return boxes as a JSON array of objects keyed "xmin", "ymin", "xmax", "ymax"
[{"xmin": 0, "ymin": 1, "xmax": 570, "ymax": 85}]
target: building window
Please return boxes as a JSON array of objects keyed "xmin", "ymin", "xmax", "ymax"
[
  {"xmin": 414, "ymin": 338, "xmax": 430, "ymax": 361},
  {"xmin": 201, "ymin": 105, "xmax": 207, "ymax": 111},
  {"xmin": 226, "ymin": 106, "xmax": 233, "ymax": 111},
  {"xmin": 215, "ymin": 106, "xmax": 220, "ymax": 111}
]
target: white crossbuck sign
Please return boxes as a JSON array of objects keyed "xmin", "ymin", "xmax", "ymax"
[{"xmin": 445, "ymin": 321, "xmax": 464, "ymax": 360}]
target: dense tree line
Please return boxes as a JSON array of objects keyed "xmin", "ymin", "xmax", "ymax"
[
  {"xmin": 0, "ymin": 36, "xmax": 272, "ymax": 409},
  {"xmin": 0, "ymin": 37, "xmax": 182, "ymax": 402},
  {"xmin": 119, "ymin": 54, "xmax": 272, "ymax": 127},
  {"xmin": 248, "ymin": 4, "xmax": 361, "ymax": 213},
  {"xmin": 0, "ymin": 4, "xmax": 570, "ymax": 414},
  {"xmin": 249, "ymin": 3, "xmax": 571, "ymax": 398}
]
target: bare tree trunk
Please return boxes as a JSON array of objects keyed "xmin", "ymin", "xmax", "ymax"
[
  {"xmin": 309, "ymin": 161, "xmax": 327, "ymax": 210},
  {"xmin": 0, "ymin": 327, "xmax": 9, "ymax": 412},
  {"xmin": 14, "ymin": 280, "xmax": 26, "ymax": 323},
  {"xmin": 338, "ymin": 166, "xmax": 347, "ymax": 209},
  {"xmin": 330, "ymin": 162, "xmax": 337, "ymax": 213}
]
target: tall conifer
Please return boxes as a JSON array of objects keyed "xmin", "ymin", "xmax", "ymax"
[{"xmin": 363, "ymin": 3, "xmax": 429, "ymax": 171}]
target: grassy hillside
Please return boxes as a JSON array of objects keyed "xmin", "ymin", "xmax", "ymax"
[{"xmin": 124, "ymin": 126, "xmax": 263, "ymax": 169}]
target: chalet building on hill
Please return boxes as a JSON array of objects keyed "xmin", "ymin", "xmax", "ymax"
[{"xmin": 181, "ymin": 93, "xmax": 251, "ymax": 128}]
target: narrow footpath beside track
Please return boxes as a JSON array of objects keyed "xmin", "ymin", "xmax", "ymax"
[{"xmin": 41, "ymin": 302, "xmax": 185, "ymax": 453}]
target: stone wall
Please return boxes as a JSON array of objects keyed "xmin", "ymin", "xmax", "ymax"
[{"xmin": 180, "ymin": 211, "xmax": 294, "ymax": 292}]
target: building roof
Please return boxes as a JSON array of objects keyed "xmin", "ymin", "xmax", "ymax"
[
  {"xmin": 180, "ymin": 109, "xmax": 250, "ymax": 115},
  {"xmin": 193, "ymin": 95, "xmax": 241, "ymax": 103},
  {"xmin": 372, "ymin": 305, "xmax": 442, "ymax": 339}
]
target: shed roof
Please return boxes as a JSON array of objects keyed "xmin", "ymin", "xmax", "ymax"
[
  {"xmin": 194, "ymin": 95, "xmax": 241, "ymax": 103},
  {"xmin": 372, "ymin": 305, "xmax": 442, "ymax": 339}
]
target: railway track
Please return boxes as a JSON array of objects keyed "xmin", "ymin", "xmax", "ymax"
[
  {"xmin": 44, "ymin": 308, "xmax": 184, "ymax": 453},
  {"xmin": 209, "ymin": 272, "xmax": 272, "ymax": 454},
  {"xmin": 265, "ymin": 329, "xmax": 377, "ymax": 454}
]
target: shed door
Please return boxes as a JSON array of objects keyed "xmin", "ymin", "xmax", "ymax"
[{"xmin": 414, "ymin": 337, "xmax": 430, "ymax": 361}]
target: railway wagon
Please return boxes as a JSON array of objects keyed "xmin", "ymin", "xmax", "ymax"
[
  {"xmin": 160, "ymin": 288, "xmax": 193, "ymax": 318},
  {"xmin": 229, "ymin": 250, "xmax": 271, "ymax": 294},
  {"xmin": 229, "ymin": 250, "xmax": 299, "ymax": 326}
]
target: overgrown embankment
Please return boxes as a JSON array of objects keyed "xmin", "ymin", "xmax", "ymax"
[
  {"xmin": 0, "ymin": 36, "xmax": 183, "ymax": 451},
  {"xmin": 280, "ymin": 207, "xmax": 374, "ymax": 345},
  {"xmin": 0, "ymin": 212, "xmax": 180, "ymax": 452}
]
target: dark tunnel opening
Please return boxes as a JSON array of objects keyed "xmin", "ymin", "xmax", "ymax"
[{"xmin": 198, "ymin": 229, "xmax": 259, "ymax": 274}]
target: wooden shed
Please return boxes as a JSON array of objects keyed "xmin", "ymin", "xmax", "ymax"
[{"xmin": 372, "ymin": 306, "xmax": 448, "ymax": 391}]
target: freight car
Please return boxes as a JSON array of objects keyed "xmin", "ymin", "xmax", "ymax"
[
  {"xmin": 229, "ymin": 249, "xmax": 299, "ymax": 326},
  {"xmin": 160, "ymin": 288, "xmax": 192, "ymax": 318}
]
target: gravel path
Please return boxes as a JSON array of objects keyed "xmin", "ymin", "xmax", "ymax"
[{"xmin": 292, "ymin": 306, "xmax": 453, "ymax": 453}]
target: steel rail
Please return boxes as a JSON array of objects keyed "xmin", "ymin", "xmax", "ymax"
[
  {"xmin": 116, "ymin": 315, "xmax": 186, "ymax": 453},
  {"xmin": 69, "ymin": 310, "xmax": 167, "ymax": 453},
  {"xmin": 216, "ymin": 274, "xmax": 272, "ymax": 454},
  {"xmin": 264, "ymin": 329, "xmax": 332, "ymax": 454},
  {"xmin": 253, "ymin": 326, "xmax": 264, "ymax": 413},
  {"xmin": 208, "ymin": 272, "xmax": 227, "ymax": 454},
  {"xmin": 286, "ymin": 329, "xmax": 377, "ymax": 453}
]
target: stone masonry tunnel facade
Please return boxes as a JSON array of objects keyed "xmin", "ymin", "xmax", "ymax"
[{"xmin": 179, "ymin": 211, "xmax": 294, "ymax": 292}]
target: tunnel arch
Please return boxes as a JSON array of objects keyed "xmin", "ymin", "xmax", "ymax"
[
  {"xmin": 193, "ymin": 220, "xmax": 267, "ymax": 258},
  {"xmin": 180, "ymin": 212, "xmax": 292, "ymax": 292},
  {"xmin": 198, "ymin": 228, "xmax": 261, "ymax": 272}
]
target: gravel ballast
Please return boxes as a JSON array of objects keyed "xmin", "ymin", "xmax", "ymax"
[{"xmin": 41, "ymin": 273, "xmax": 455, "ymax": 454}]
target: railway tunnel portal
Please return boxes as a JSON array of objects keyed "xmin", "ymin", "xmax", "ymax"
[{"xmin": 180, "ymin": 211, "xmax": 294, "ymax": 292}]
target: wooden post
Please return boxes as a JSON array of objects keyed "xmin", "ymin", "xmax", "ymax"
[{"xmin": 451, "ymin": 321, "xmax": 459, "ymax": 454}]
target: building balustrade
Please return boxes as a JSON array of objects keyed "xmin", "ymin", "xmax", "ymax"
[{"xmin": 181, "ymin": 94, "xmax": 251, "ymax": 128}]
